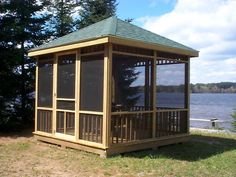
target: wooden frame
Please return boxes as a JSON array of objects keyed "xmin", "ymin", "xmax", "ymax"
[
  {"xmin": 33, "ymin": 36, "xmax": 195, "ymax": 157},
  {"xmin": 35, "ymin": 57, "xmax": 38, "ymax": 132},
  {"xmin": 54, "ymin": 51, "xmax": 77, "ymax": 140},
  {"xmin": 29, "ymin": 37, "xmax": 109, "ymax": 57}
]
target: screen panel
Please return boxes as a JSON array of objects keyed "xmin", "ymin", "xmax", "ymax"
[
  {"xmin": 57, "ymin": 54, "xmax": 76, "ymax": 98},
  {"xmin": 80, "ymin": 55, "xmax": 104, "ymax": 112},
  {"xmin": 38, "ymin": 59, "xmax": 53, "ymax": 107},
  {"xmin": 57, "ymin": 100, "xmax": 75, "ymax": 110},
  {"xmin": 112, "ymin": 54, "xmax": 153, "ymax": 112},
  {"xmin": 156, "ymin": 62, "xmax": 186, "ymax": 109}
]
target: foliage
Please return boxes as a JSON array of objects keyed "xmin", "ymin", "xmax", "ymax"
[
  {"xmin": 231, "ymin": 109, "xmax": 236, "ymax": 131},
  {"xmin": 78, "ymin": 0, "xmax": 117, "ymax": 29},
  {"xmin": 113, "ymin": 56, "xmax": 140, "ymax": 109},
  {"xmin": 125, "ymin": 18, "xmax": 134, "ymax": 23},
  {"xmin": 157, "ymin": 85, "xmax": 185, "ymax": 93},
  {"xmin": 190, "ymin": 82, "xmax": 236, "ymax": 93},
  {"xmin": 48, "ymin": 0, "xmax": 79, "ymax": 38},
  {"xmin": 0, "ymin": 0, "xmax": 52, "ymax": 131},
  {"xmin": 0, "ymin": 0, "xmax": 119, "ymax": 132}
]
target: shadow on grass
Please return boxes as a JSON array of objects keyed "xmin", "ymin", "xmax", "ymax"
[
  {"xmin": 122, "ymin": 134, "xmax": 236, "ymax": 162},
  {"xmin": 0, "ymin": 128, "xmax": 33, "ymax": 139}
]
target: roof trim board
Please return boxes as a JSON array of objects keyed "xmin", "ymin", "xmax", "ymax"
[
  {"xmin": 28, "ymin": 37, "xmax": 109, "ymax": 57},
  {"xmin": 108, "ymin": 36, "xmax": 199, "ymax": 57}
]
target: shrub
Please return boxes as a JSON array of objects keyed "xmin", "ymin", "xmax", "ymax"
[{"xmin": 231, "ymin": 109, "xmax": 236, "ymax": 131}]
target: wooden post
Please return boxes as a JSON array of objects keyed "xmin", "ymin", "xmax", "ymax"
[
  {"xmin": 52, "ymin": 54, "xmax": 57, "ymax": 135},
  {"xmin": 64, "ymin": 111, "xmax": 66, "ymax": 134},
  {"xmin": 185, "ymin": 57, "xmax": 190, "ymax": 133},
  {"xmin": 35, "ymin": 57, "xmax": 38, "ymax": 132},
  {"xmin": 108, "ymin": 44, "xmax": 112, "ymax": 146},
  {"xmin": 145, "ymin": 62, "xmax": 150, "ymax": 109},
  {"xmin": 152, "ymin": 51, "xmax": 157, "ymax": 138},
  {"xmin": 103, "ymin": 43, "xmax": 112, "ymax": 148},
  {"xmin": 75, "ymin": 49, "xmax": 81, "ymax": 140}
]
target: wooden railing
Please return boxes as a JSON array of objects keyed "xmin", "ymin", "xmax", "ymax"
[
  {"xmin": 156, "ymin": 109, "xmax": 188, "ymax": 137},
  {"xmin": 79, "ymin": 114, "xmax": 103, "ymax": 143},
  {"xmin": 111, "ymin": 113, "xmax": 152, "ymax": 144},
  {"xmin": 56, "ymin": 111, "xmax": 75, "ymax": 135},
  {"xmin": 37, "ymin": 109, "xmax": 52, "ymax": 133},
  {"xmin": 110, "ymin": 107, "xmax": 188, "ymax": 145},
  {"xmin": 112, "ymin": 105, "xmax": 152, "ymax": 112}
]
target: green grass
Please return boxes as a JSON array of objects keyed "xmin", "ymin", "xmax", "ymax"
[{"xmin": 0, "ymin": 131, "xmax": 236, "ymax": 177}]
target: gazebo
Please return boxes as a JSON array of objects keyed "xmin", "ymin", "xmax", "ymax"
[{"xmin": 29, "ymin": 17, "xmax": 198, "ymax": 157}]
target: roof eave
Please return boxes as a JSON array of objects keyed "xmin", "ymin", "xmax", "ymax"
[
  {"xmin": 28, "ymin": 35, "xmax": 199, "ymax": 58},
  {"xmin": 108, "ymin": 36, "xmax": 199, "ymax": 57},
  {"xmin": 28, "ymin": 36, "xmax": 109, "ymax": 57}
]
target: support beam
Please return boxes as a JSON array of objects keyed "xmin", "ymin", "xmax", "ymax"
[
  {"xmin": 75, "ymin": 49, "xmax": 81, "ymax": 140},
  {"xmin": 185, "ymin": 57, "xmax": 190, "ymax": 133},
  {"xmin": 35, "ymin": 57, "xmax": 38, "ymax": 132},
  {"xmin": 144, "ymin": 61, "xmax": 150, "ymax": 109},
  {"xmin": 107, "ymin": 44, "xmax": 112, "ymax": 146},
  {"xmin": 52, "ymin": 54, "xmax": 57, "ymax": 134},
  {"xmin": 103, "ymin": 43, "xmax": 112, "ymax": 148},
  {"xmin": 152, "ymin": 52, "xmax": 157, "ymax": 138}
]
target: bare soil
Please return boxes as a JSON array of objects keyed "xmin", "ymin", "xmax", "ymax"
[{"xmin": 0, "ymin": 130, "xmax": 104, "ymax": 177}]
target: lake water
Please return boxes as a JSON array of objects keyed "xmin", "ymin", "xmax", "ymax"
[
  {"xmin": 136, "ymin": 93, "xmax": 236, "ymax": 130},
  {"xmin": 190, "ymin": 93, "xmax": 236, "ymax": 130}
]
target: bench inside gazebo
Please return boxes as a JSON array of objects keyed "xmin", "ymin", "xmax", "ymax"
[{"xmin": 29, "ymin": 17, "xmax": 198, "ymax": 157}]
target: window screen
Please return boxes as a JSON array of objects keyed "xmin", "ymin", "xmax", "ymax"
[
  {"xmin": 156, "ymin": 63, "xmax": 186, "ymax": 108},
  {"xmin": 80, "ymin": 55, "xmax": 104, "ymax": 112},
  {"xmin": 57, "ymin": 100, "xmax": 75, "ymax": 110},
  {"xmin": 38, "ymin": 59, "xmax": 53, "ymax": 107},
  {"xmin": 57, "ymin": 54, "xmax": 76, "ymax": 98},
  {"xmin": 112, "ymin": 55, "xmax": 153, "ymax": 112}
]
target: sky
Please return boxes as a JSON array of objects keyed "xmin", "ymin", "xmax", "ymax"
[{"xmin": 116, "ymin": 0, "xmax": 236, "ymax": 84}]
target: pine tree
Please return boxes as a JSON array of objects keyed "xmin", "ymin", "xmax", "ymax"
[
  {"xmin": 78, "ymin": 0, "xmax": 117, "ymax": 29},
  {"xmin": 113, "ymin": 56, "xmax": 140, "ymax": 110},
  {"xmin": 0, "ymin": 0, "xmax": 52, "ymax": 131},
  {"xmin": 49, "ymin": 0, "xmax": 79, "ymax": 38}
]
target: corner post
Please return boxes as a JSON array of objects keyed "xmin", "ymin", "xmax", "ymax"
[
  {"xmin": 52, "ymin": 54, "xmax": 57, "ymax": 135},
  {"xmin": 35, "ymin": 57, "xmax": 38, "ymax": 132},
  {"xmin": 103, "ymin": 43, "xmax": 112, "ymax": 148},
  {"xmin": 152, "ymin": 51, "xmax": 157, "ymax": 138},
  {"xmin": 185, "ymin": 57, "xmax": 190, "ymax": 133},
  {"xmin": 75, "ymin": 49, "xmax": 81, "ymax": 140}
]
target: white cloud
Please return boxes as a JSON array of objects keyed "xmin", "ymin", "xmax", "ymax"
[{"xmin": 137, "ymin": 0, "xmax": 236, "ymax": 83}]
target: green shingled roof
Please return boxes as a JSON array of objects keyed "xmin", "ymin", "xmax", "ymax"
[{"xmin": 30, "ymin": 16, "xmax": 197, "ymax": 54}]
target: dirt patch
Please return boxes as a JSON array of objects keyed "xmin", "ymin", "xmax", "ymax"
[{"xmin": 0, "ymin": 130, "xmax": 106, "ymax": 177}]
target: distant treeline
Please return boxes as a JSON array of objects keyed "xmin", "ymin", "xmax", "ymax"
[
  {"xmin": 190, "ymin": 82, "xmax": 236, "ymax": 93},
  {"xmin": 137, "ymin": 82, "xmax": 236, "ymax": 93}
]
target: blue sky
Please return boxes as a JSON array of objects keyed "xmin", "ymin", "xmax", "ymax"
[
  {"xmin": 116, "ymin": 0, "xmax": 236, "ymax": 84},
  {"xmin": 117, "ymin": 0, "xmax": 176, "ymax": 22}
]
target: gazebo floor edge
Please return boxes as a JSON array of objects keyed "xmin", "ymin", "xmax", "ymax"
[{"xmin": 34, "ymin": 133, "xmax": 190, "ymax": 158}]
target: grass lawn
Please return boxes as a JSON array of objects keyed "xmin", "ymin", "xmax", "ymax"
[{"xmin": 0, "ymin": 130, "xmax": 236, "ymax": 177}]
